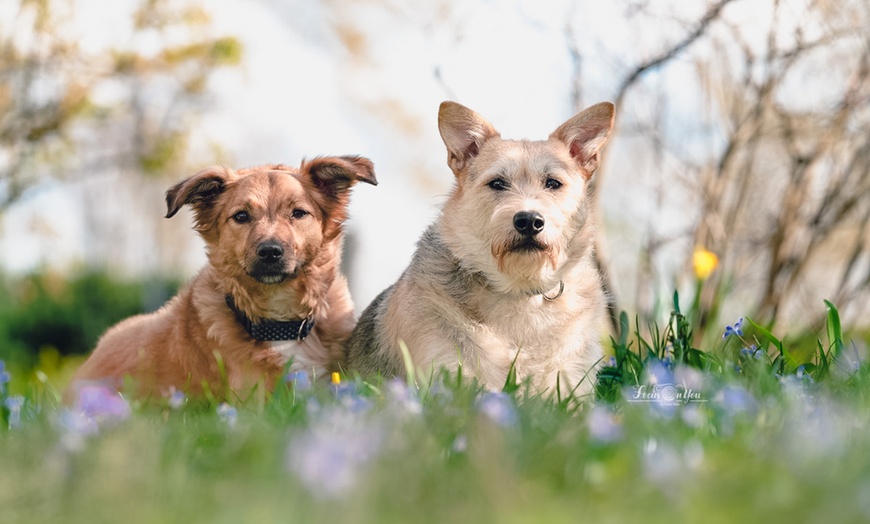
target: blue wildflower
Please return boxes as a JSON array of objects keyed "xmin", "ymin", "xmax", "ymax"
[
  {"xmin": 0, "ymin": 360, "xmax": 10, "ymax": 394},
  {"xmin": 796, "ymin": 365, "xmax": 815, "ymax": 384},
  {"xmin": 644, "ymin": 359, "xmax": 675, "ymax": 386},
  {"xmin": 477, "ymin": 391, "xmax": 518, "ymax": 427},
  {"xmin": 285, "ymin": 370, "xmax": 312, "ymax": 391},
  {"xmin": 385, "ymin": 379, "xmax": 421, "ymax": 415},
  {"xmin": 167, "ymin": 388, "xmax": 186, "ymax": 409},
  {"xmin": 739, "ymin": 344, "xmax": 765, "ymax": 360},
  {"xmin": 327, "ymin": 377, "xmax": 371, "ymax": 412},
  {"xmin": 330, "ymin": 378, "xmax": 357, "ymax": 399},
  {"xmin": 5, "ymin": 395, "xmax": 23, "ymax": 429},
  {"xmin": 722, "ymin": 317, "xmax": 744, "ymax": 339},
  {"xmin": 216, "ymin": 403, "xmax": 238, "ymax": 427},
  {"xmin": 714, "ymin": 385, "xmax": 757, "ymax": 417}
]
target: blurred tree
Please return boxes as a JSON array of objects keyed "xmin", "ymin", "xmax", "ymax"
[
  {"xmin": 694, "ymin": 0, "xmax": 870, "ymax": 327},
  {"xmin": 0, "ymin": 0, "xmax": 241, "ymax": 210},
  {"xmin": 598, "ymin": 0, "xmax": 870, "ymax": 329}
]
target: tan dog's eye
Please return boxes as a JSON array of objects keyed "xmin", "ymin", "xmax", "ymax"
[
  {"xmin": 291, "ymin": 209, "xmax": 309, "ymax": 219},
  {"xmin": 232, "ymin": 211, "xmax": 250, "ymax": 223},
  {"xmin": 544, "ymin": 178, "xmax": 563, "ymax": 190},
  {"xmin": 487, "ymin": 178, "xmax": 509, "ymax": 191}
]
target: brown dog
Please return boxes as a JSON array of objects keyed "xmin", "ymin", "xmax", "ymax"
[{"xmin": 68, "ymin": 156, "xmax": 376, "ymax": 400}]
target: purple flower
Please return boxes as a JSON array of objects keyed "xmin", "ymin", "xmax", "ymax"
[
  {"xmin": 385, "ymin": 379, "xmax": 422, "ymax": 415},
  {"xmin": 587, "ymin": 405, "xmax": 623, "ymax": 443},
  {"xmin": 722, "ymin": 317, "xmax": 745, "ymax": 339},
  {"xmin": 55, "ymin": 383, "xmax": 130, "ymax": 450},
  {"xmin": 58, "ymin": 410, "xmax": 99, "ymax": 450},
  {"xmin": 76, "ymin": 384, "xmax": 131, "ymax": 420},
  {"xmin": 284, "ymin": 370, "xmax": 312, "ymax": 391},
  {"xmin": 286, "ymin": 410, "xmax": 384, "ymax": 499},
  {"xmin": 477, "ymin": 391, "xmax": 518, "ymax": 427},
  {"xmin": 714, "ymin": 385, "xmax": 756, "ymax": 416}
]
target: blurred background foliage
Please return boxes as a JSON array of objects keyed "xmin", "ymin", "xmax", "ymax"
[{"xmin": 0, "ymin": 270, "xmax": 179, "ymax": 384}]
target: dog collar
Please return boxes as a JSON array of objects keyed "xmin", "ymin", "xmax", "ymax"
[
  {"xmin": 542, "ymin": 281, "xmax": 565, "ymax": 301},
  {"xmin": 225, "ymin": 295, "xmax": 315, "ymax": 341}
]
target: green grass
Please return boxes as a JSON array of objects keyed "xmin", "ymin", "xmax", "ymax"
[{"xmin": 2, "ymin": 297, "xmax": 870, "ymax": 524}]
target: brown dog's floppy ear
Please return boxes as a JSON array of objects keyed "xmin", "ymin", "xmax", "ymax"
[
  {"xmin": 438, "ymin": 101, "xmax": 499, "ymax": 177},
  {"xmin": 550, "ymin": 102, "xmax": 615, "ymax": 179},
  {"xmin": 165, "ymin": 166, "xmax": 234, "ymax": 219},
  {"xmin": 304, "ymin": 155, "xmax": 378, "ymax": 196}
]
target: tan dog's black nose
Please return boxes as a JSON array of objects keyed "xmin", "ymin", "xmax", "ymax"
[
  {"xmin": 256, "ymin": 242, "xmax": 284, "ymax": 264},
  {"xmin": 513, "ymin": 211, "xmax": 545, "ymax": 236}
]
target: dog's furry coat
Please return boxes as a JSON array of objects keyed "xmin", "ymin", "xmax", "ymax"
[
  {"xmin": 347, "ymin": 102, "xmax": 614, "ymax": 397},
  {"xmin": 68, "ymin": 156, "xmax": 376, "ymax": 400}
]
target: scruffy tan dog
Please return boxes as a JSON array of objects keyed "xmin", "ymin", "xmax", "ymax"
[
  {"xmin": 346, "ymin": 102, "xmax": 614, "ymax": 398},
  {"xmin": 68, "ymin": 156, "xmax": 376, "ymax": 400}
]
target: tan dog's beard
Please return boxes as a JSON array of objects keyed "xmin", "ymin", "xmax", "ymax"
[{"xmin": 490, "ymin": 229, "xmax": 562, "ymax": 294}]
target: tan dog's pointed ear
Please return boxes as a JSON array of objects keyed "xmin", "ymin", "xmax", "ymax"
[
  {"xmin": 165, "ymin": 166, "xmax": 234, "ymax": 219},
  {"xmin": 550, "ymin": 102, "xmax": 615, "ymax": 179},
  {"xmin": 304, "ymin": 155, "xmax": 377, "ymax": 196},
  {"xmin": 438, "ymin": 101, "xmax": 500, "ymax": 176}
]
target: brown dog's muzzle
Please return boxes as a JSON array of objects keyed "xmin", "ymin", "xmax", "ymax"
[{"xmin": 250, "ymin": 240, "xmax": 294, "ymax": 284}]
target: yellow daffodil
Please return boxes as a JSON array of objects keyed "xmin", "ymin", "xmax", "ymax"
[{"xmin": 692, "ymin": 248, "xmax": 719, "ymax": 280}]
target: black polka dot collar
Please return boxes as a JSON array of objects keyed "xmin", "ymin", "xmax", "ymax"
[{"xmin": 225, "ymin": 295, "xmax": 315, "ymax": 342}]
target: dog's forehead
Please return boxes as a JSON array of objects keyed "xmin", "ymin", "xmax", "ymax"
[
  {"xmin": 473, "ymin": 139, "xmax": 573, "ymax": 179},
  {"xmin": 227, "ymin": 169, "xmax": 308, "ymax": 203}
]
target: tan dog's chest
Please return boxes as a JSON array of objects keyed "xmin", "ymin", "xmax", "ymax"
[{"xmin": 425, "ymin": 276, "xmax": 603, "ymax": 394}]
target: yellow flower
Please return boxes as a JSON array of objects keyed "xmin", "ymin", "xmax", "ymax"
[
  {"xmin": 692, "ymin": 248, "xmax": 719, "ymax": 280},
  {"xmin": 331, "ymin": 372, "xmax": 341, "ymax": 385}
]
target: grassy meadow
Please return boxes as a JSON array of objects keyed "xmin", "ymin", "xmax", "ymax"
[{"xmin": 1, "ymin": 287, "xmax": 870, "ymax": 524}]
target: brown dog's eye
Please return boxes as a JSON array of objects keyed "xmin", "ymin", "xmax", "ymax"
[
  {"xmin": 545, "ymin": 178, "xmax": 563, "ymax": 190},
  {"xmin": 487, "ymin": 178, "xmax": 509, "ymax": 191},
  {"xmin": 291, "ymin": 209, "xmax": 309, "ymax": 219},
  {"xmin": 232, "ymin": 211, "xmax": 250, "ymax": 223}
]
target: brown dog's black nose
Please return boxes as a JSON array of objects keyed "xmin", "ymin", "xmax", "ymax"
[
  {"xmin": 513, "ymin": 211, "xmax": 545, "ymax": 236},
  {"xmin": 256, "ymin": 242, "xmax": 284, "ymax": 264}
]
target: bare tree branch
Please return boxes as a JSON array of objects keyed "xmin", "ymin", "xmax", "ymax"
[{"xmin": 615, "ymin": 0, "xmax": 739, "ymax": 107}]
